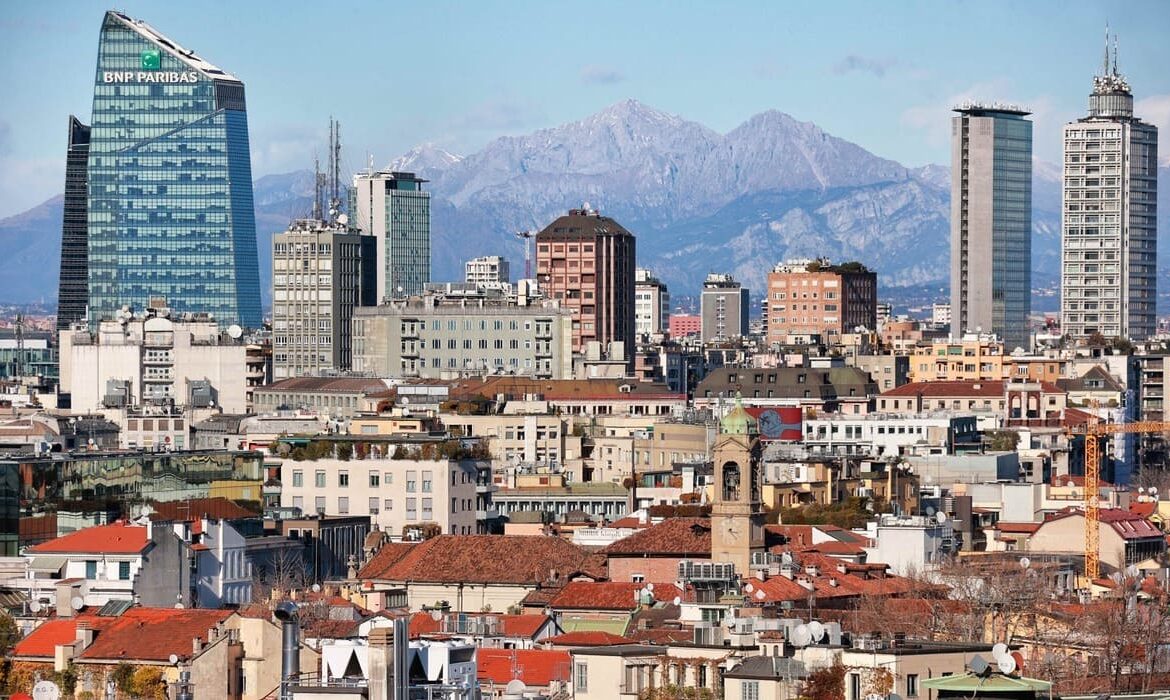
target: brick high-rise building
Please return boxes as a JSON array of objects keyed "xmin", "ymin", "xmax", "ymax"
[
  {"xmin": 535, "ymin": 208, "xmax": 636, "ymax": 361},
  {"xmin": 764, "ymin": 259, "xmax": 877, "ymax": 344}
]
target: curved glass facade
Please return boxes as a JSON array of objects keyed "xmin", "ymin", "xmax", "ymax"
[{"xmin": 86, "ymin": 12, "xmax": 261, "ymax": 328}]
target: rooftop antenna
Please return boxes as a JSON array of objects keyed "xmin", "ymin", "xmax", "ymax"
[
  {"xmin": 1103, "ymin": 22, "xmax": 1110, "ymax": 76},
  {"xmin": 516, "ymin": 230, "xmax": 537, "ymax": 279},
  {"xmin": 329, "ymin": 117, "xmax": 342, "ymax": 223},
  {"xmin": 1112, "ymin": 32, "xmax": 1119, "ymax": 76},
  {"xmin": 311, "ymin": 155, "xmax": 323, "ymax": 220}
]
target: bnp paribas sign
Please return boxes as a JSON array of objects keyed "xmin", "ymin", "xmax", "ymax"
[{"xmin": 101, "ymin": 49, "xmax": 200, "ymax": 83}]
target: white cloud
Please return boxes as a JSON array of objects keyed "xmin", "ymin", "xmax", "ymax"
[
  {"xmin": 833, "ymin": 54, "xmax": 897, "ymax": 78},
  {"xmin": 580, "ymin": 64, "xmax": 626, "ymax": 85}
]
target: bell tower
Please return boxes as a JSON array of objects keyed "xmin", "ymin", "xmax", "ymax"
[{"xmin": 710, "ymin": 395, "xmax": 766, "ymax": 576}]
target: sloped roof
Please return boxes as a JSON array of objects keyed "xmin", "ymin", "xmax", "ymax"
[
  {"xmin": 603, "ymin": 518, "xmax": 711, "ymax": 556},
  {"xmin": 357, "ymin": 535, "xmax": 591, "ymax": 585},
  {"xmin": 357, "ymin": 541, "xmax": 417, "ymax": 579},
  {"xmin": 260, "ymin": 376, "xmax": 391, "ymax": 394},
  {"xmin": 544, "ymin": 630, "xmax": 634, "ymax": 647},
  {"xmin": 148, "ymin": 497, "xmax": 259, "ymax": 521},
  {"xmin": 548, "ymin": 581, "xmax": 679, "ymax": 611},
  {"xmin": 920, "ymin": 672, "xmax": 1051, "ymax": 691},
  {"xmin": 28, "ymin": 522, "xmax": 149, "ymax": 555},
  {"xmin": 449, "ymin": 376, "xmax": 682, "ymax": 402},
  {"xmin": 408, "ymin": 612, "xmax": 553, "ymax": 639},
  {"xmin": 14, "ymin": 608, "xmax": 233, "ymax": 663},
  {"xmin": 477, "ymin": 648, "xmax": 571, "ymax": 687},
  {"xmin": 1043, "ymin": 507, "xmax": 1164, "ymax": 540},
  {"xmin": 1058, "ymin": 365, "xmax": 1124, "ymax": 393},
  {"xmin": 882, "ymin": 379, "xmax": 1062, "ymax": 398}
]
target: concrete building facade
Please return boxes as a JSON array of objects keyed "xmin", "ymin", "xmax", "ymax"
[
  {"xmin": 464, "ymin": 255, "xmax": 510, "ymax": 290},
  {"xmin": 1060, "ymin": 42, "xmax": 1159, "ymax": 340},
  {"xmin": 765, "ymin": 260, "xmax": 877, "ymax": 343},
  {"xmin": 272, "ymin": 220, "xmax": 376, "ymax": 379},
  {"xmin": 700, "ymin": 273, "xmax": 749, "ymax": 342},
  {"xmin": 950, "ymin": 104, "xmax": 1033, "ymax": 352},
  {"xmin": 351, "ymin": 171, "xmax": 431, "ymax": 299},
  {"xmin": 535, "ymin": 208, "xmax": 636, "ymax": 360},
  {"xmin": 634, "ymin": 268, "xmax": 670, "ymax": 337}
]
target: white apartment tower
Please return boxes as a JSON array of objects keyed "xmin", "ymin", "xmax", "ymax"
[
  {"xmin": 1060, "ymin": 34, "xmax": 1159, "ymax": 340},
  {"xmin": 465, "ymin": 255, "xmax": 511, "ymax": 291},
  {"xmin": 352, "ymin": 171, "xmax": 431, "ymax": 300},
  {"xmin": 634, "ymin": 268, "xmax": 670, "ymax": 337}
]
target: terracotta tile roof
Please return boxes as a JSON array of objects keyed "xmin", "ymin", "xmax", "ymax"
[
  {"xmin": 28, "ymin": 522, "xmax": 149, "ymax": 555},
  {"xmin": 408, "ymin": 612, "xmax": 553, "ymax": 639},
  {"xmin": 993, "ymin": 522, "xmax": 1041, "ymax": 534},
  {"xmin": 881, "ymin": 379, "xmax": 1060, "ymax": 398},
  {"xmin": 148, "ymin": 497, "xmax": 259, "ymax": 521},
  {"xmin": 357, "ymin": 535, "xmax": 591, "ymax": 585},
  {"xmin": 603, "ymin": 518, "xmax": 711, "ymax": 557},
  {"xmin": 449, "ymin": 376, "xmax": 683, "ymax": 402},
  {"xmin": 519, "ymin": 587, "xmax": 561, "ymax": 609},
  {"xmin": 1130, "ymin": 501, "xmax": 1157, "ymax": 518},
  {"xmin": 1044, "ymin": 506, "xmax": 1164, "ymax": 540},
  {"xmin": 804, "ymin": 541, "xmax": 867, "ymax": 556},
  {"xmin": 609, "ymin": 515, "xmax": 653, "ymax": 529},
  {"xmin": 356, "ymin": 541, "xmax": 418, "ymax": 579},
  {"xmin": 16, "ymin": 609, "xmax": 233, "ymax": 662},
  {"xmin": 544, "ymin": 630, "xmax": 634, "ymax": 647},
  {"xmin": 261, "ymin": 377, "xmax": 391, "ymax": 394},
  {"xmin": 477, "ymin": 648, "xmax": 571, "ymax": 687},
  {"xmin": 548, "ymin": 582, "xmax": 679, "ymax": 611}
]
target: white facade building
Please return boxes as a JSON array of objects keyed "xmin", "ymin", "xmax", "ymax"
[
  {"xmin": 465, "ymin": 256, "xmax": 511, "ymax": 291},
  {"xmin": 634, "ymin": 268, "xmax": 670, "ymax": 337}
]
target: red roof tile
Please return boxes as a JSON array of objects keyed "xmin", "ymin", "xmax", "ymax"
[
  {"xmin": 28, "ymin": 522, "xmax": 149, "ymax": 555},
  {"xmin": 544, "ymin": 630, "xmax": 634, "ymax": 647},
  {"xmin": 477, "ymin": 648, "xmax": 571, "ymax": 687},
  {"xmin": 603, "ymin": 518, "xmax": 711, "ymax": 557},
  {"xmin": 882, "ymin": 379, "xmax": 1063, "ymax": 399},
  {"xmin": 1130, "ymin": 501, "xmax": 1156, "ymax": 518},
  {"xmin": 408, "ymin": 612, "xmax": 553, "ymax": 639},
  {"xmin": 148, "ymin": 497, "xmax": 259, "ymax": 521},
  {"xmin": 357, "ymin": 541, "xmax": 418, "ymax": 579},
  {"xmin": 12, "ymin": 616, "xmax": 114, "ymax": 658},
  {"xmin": 14, "ymin": 609, "xmax": 233, "ymax": 663},
  {"xmin": 993, "ymin": 522, "xmax": 1041, "ymax": 534},
  {"xmin": 358, "ymin": 535, "xmax": 591, "ymax": 586},
  {"xmin": 1044, "ymin": 507, "xmax": 1163, "ymax": 540},
  {"xmin": 548, "ymin": 581, "xmax": 679, "ymax": 611}
]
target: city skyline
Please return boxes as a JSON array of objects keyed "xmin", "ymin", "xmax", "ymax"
[{"xmin": 2, "ymin": 1, "xmax": 1169, "ymax": 220}]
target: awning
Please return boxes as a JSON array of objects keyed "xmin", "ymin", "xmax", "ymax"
[{"xmin": 27, "ymin": 555, "xmax": 68, "ymax": 573}]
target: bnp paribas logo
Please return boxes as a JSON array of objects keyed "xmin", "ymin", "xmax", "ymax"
[{"xmin": 140, "ymin": 49, "xmax": 161, "ymax": 71}]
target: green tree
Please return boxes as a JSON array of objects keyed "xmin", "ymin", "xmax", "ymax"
[{"xmin": 0, "ymin": 611, "xmax": 18, "ymax": 657}]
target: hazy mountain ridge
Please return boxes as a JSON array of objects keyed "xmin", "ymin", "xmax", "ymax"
[{"xmin": 1, "ymin": 99, "xmax": 1166, "ymax": 314}]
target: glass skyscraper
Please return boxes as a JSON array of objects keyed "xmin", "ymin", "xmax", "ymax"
[
  {"xmin": 57, "ymin": 116, "xmax": 91, "ymax": 330},
  {"xmin": 950, "ymin": 104, "xmax": 1033, "ymax": 351},
  {"xmin": 82, "ymin": 11, "xmax": 261, "ymax": 328}
]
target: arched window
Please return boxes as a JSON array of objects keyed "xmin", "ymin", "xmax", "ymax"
[{"xmin": 721, "ymin": 462, "xmax": 740, "ymax": 501}]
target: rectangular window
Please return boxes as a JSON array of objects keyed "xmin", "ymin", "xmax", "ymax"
[
  {"xmin": 85, "ymin": 561, "xmax": 97, "ymax": 579},
  {"xmin": 422, "ymin": 471, "xmax": 433, "ymax": 493},
  {"xmin": 292, "ymin": 470, "xmax": 303, "ymax": 487},
  {"xmin": 907, "ymin": 674, "xmax": 919, "ymax": 698},
  {"xmin": 742, "ymin": 681, "xmax": 759, "ymax": 700},
  {"xmin": 369, "ymin": 471, "xmax": 380, "ymax": 488},
  {"xmin": 314, "ymin": 496, "xmax": 326, "ymax": 513},
  {"xmin": 293, "ymin": 496, "xmax": 304, "ymax": 510},
  {"xmin": 384, "ymin": 498, "xmax": 394, "ymax": 511},
  {"xmin": 338, "ymin": 497, "xmax": 349, "ymax": 514},
  {"xmin": 575, "ymin": 663, "xmax": 588, "ymax": 691},
  {"xmin": 406, "ymin": 470, "xmax": 417, "ymax": 492},
  {"xmin": 338, "ymin": 471, "xmax": 349, "ymax": 487},
  {"xmin": 119, "ymin": 562, "xmax": 130, "ymax": 581},
  {"xmin": 369, "ymin": 497, "xmax": 380, "ymax": 513},
  {"xmin": 315, "ymin": 471, "xmax": 326, "ymax": 488}
]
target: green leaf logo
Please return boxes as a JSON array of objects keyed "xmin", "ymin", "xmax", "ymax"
[{"xmin": 140, "ymin": 49, "xmax": 161, "ymax": 71}]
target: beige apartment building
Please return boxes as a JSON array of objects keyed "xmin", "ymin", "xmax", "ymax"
[
  {"xmin": 907, "ymin": 335, "xmax": 1008, "ymax": 382},
  {"xmin": 278, "ymin": 449, "xmax": 493, "ymax": 536}
]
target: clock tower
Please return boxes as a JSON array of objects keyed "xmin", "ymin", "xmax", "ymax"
[{"xmin": 710, "ymin": 395, "xmax": 766, "ymax": 576}]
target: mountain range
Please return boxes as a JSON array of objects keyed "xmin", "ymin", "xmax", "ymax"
[{"xmin": 1, "ymin": 99, "xmax": 1166, "ymax": 313}]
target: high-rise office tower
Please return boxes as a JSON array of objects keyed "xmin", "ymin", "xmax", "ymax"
[
  {"xmin": 634, "ymin": 268, "xmax": 670, "ymax": 337},
  {"xmin": 57, "ymin": 117, "xmax": 91, "ymax": 330},
  {"xmin": 271, "ymin": 220, "xmax": 376, "ymax": 379},
  {"xmin": 535, "ymin": 208, "xmax": 636, "ymax": 359},
  {"xmin": 701, "ymin": 273, "xmax": 749, "ymax": 343},
  {"xmin": 950, "ymin": 104, "xmax": 1033, "ymax": 351},
  {"xmin": 1061, "ymin": 34, "xmax": 1159, "ymax": 340},
  {"xmin": 84, "ymin": 11, "xmax": 261, "ymax": 328},
  {"xmin": 351, "ymin": 171, "xmax": 431, "ymax": 300}
]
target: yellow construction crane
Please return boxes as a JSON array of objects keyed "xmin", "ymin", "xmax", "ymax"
[{"xmin": 1069, "ymin": 421, "xmax": 1170, "ymax": 581}]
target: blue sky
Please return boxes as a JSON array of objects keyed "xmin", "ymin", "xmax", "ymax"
[{"xmin": 1, "ymin": 0, "xmax": 1168, "ymax": 218}]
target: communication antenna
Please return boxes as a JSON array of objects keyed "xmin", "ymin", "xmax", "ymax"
[
  {"xmin": 70, "ymin": 596, "xmax": 84, "ymax": 611},
  {"xmin": 1019, "ymin": 556, "xmax": 1031, "ymax": 570},
  {"xmin": 791, "ymin": 624, "xmax": 812, "ymax": 647},
  {"xmin": 226, "ymin": 324, "xmax": 243, "ymax": 340},
  {"xmin": 312, "ymin": 155, "xmax": 323, "ymax": 220},
  {"xmin": 997, "ymin": 653, "xmax": 1017, "ymax": 674},
  {"xmin": 808, "ymin": 621, "xmax": 825, "ymax": 642},
  {"xmin": 969, "ymin": 654, "xmax": 990, "ymax": 675},
  {"xmin": 516, "ymin": 230, "xmax": 537, "ymax": 279}
]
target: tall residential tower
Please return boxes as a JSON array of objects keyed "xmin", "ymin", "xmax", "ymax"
[
  {"xmin": 57, "ymin": 117, "xmax": 91, "ymax": 330},
  {"xmin": 950, "ymin": 104, "xmax": 1033, "ymax": 351},
  {"xmin": 1060, "ymin": 35, "xmax": 1159, "ymax": 340},
  {"xmin": 84, "ymin": 11, "xmax": 261, "ymax": 328},
  {"xmin": 351, "ymin": 171, "xmax": 431, "ymax": 300}
]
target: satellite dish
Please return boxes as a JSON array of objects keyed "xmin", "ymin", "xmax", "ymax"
[
  {"xmin": 1138, "ymin": 487, "xmax": 1146, "ymax": 494},
  {"xmin": 29, "ymin": 601, "xmax": 41, "ymax": 613},
  {"xmin": 175, "ymin": 602, "xmax": 185, "ymax": 609},
  {"xmin": 312, "ymin": 583, "xmax": 322, "ymax": 593},
  {"xmin": 992, "ymin": 642, "xmax": 1008, "ymax": 659},
  {"xmin": 227, "ymin": 324, "xmax": 243, "ymax": 339},
  {"xmin": 1019, "ymin": 557, "xmax": 1031, "ymax": 569},
  {"xmin": 1125, "ymin": 564, "xmax": 1139, "ymax": 578},
  {"xmin": 1065, "ymin": 480, "xmax": 1075, "ymax": 488},
  {"xmin": 430, "ymin": 610, "xmax": 443, "ymax": 622},
  {"xmin": 725, "ymin": 616, "xmax": 737, "ymax": 629},
  {"xmin": 792, "ymin": 624, "xmax": 812, "ymax": 647},
  {"xmin": 925, "ymin": 506, "xmax": 936, "ymax": 516},
  {"xmin": 755, "ymin": 590, "xmax": 765, "ymax": 601},
  {"xmin": 1151, "ymin": 487, "xmax": 1159, "ymax": 496},
  {"xmin": 32, "ymin": 680, "xmax": 61, "ymax": 700},
  {"xmin": 672, "ymin": 596, "xmax": 681, "ymax": 606},
  {"xmin": 70, "ymin": 597, "xmax": 84, "ymax": 611},
  {"xmin": 645, "ymin": 583, "xmax": 654, "ymax": 591},
  {"xmin": 743, "ymin": 583, "xmax": 754, "ymax": 594},
  {"xmin": 337, "ymin": 213, "xmax": 349, "ymax": 226},
  {"xmin": 935, "ymin": 511, "xmax": 948, "ymax": 525},
  {"xmin": 969, "ymin": 654, "xmax": 990, "ymax": 674},
  {"xmin": 808, "ymin": 621, "xmax": 825, "ymax": 642},
  {"xmin": 504, "ymin": 680, "xmax": 526, "ymax": 694},
  {"xmin": 168, "ymin": 654, "xmax": 179, "ymax": 664},
  {"xmin": 997, "ymin": 654, "xmax": 1017, "ymax": 674}
]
